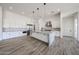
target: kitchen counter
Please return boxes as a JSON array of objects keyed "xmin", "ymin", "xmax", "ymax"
[{"xmin": 31, "ymin": 30, "xmax": 60, "ymax": 46}]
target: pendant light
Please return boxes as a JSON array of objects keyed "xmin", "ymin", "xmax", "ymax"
[
  {"xmin": 44, "ymin": 3, "xmax": 46, "ymax": 5},
  {"xmin": 36, "ymin": 7, "xmax": 39, "ymax": 19},
  {"xmin": 43, "ymin": 3, "xmax": 46, "ymax": 19},
  {"xmin": 32, "ymin": 10, "xmax": 35, "ymax": 31},
  {"xmin": 36, "ymin": 8, "xmax": 40, "ymax": 30},
  {"xmin": 32, "ymin": 11, "xmax": 35, "ymax": 19}
]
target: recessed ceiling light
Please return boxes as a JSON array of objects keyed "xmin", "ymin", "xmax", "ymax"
[
  {"xmin": 9, "ymin": 6, "xmax": 13, "ymax": 10},
  {"xmin": 48, "ymin": 12, "xmax": 51, "ymax": 15},
  {"xmin": 57, "ymin": 9, "xmax": 60, "ymax": 12},
  {"xmin": 21, "ymin": 12, "xmax": 24, "ymax": 14}
]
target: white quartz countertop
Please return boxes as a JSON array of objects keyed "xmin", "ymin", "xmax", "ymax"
[{"xmin": 32, "ymin": 30, "xmax": 60, "ymax": 35}]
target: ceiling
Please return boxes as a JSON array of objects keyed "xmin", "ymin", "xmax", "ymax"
[{"xmin": 0, "ymin": 3, "xmax": 79, "ymax": 18}]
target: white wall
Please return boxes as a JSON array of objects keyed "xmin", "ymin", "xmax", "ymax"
[
  {"xmin": 38, "ymin": 14, "xmax": 60, "ymax": 31},
  {"xmin": 38, "ymin": 18, "xmax": 45, "ymax": 30},
  {"xmin": 78, "ymin": 12, "xmax": 79, "ymax": 40},
  {"xmin": 74, "ymin": 17, "xmax": 77, "ymax": 39},
  {"xmin": 3, "ymin": 10, "xmax": 34, "ymax": 28},
  {"xmin": 3, "ymin": 10, "xmax": 60, "ymax": 32},
  {"xmin": 62, "ymin": 16, "xmax": 74, "ymax": 37},
  {"xmin": 45, "ymin": 14, "xmax": 60, "ymax": 28},
  {"xmin": 0, "ymin": 6, "xmax": 2, "ymax": 40},
  {"xmin": 73, "ymin": 13, "xmax": 78, "ymax": 39}
]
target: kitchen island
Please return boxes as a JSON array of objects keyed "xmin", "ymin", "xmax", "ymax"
[{"xmin": 30, "ymin": 31, "xmax": 60, "ymax": 46}]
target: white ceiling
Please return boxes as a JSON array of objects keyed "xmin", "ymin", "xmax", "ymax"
[{"xmin": 0, "ymin": 3, "xmax": 79, "ymax": 18}]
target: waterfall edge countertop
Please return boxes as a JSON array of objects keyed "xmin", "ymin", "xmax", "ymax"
[{"xmin": 31, "ymin": 30, "xmax": 60, "ymax": 46}]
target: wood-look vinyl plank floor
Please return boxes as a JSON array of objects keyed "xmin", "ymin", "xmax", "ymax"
[{"xmin": 0, "ymin": 35, "xmax": 79, "ymax": 55}]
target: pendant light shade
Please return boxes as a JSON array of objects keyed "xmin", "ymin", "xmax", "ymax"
[
  {"xmin": 37, "ymin": 8, "xmax": 39, "ymax": 10},
  {"xmin": 43, "ymin": 3, "xmax": 46, "ymax": 19},
  {"xmin": 44, "ymin": 3, "xmax": 46, "ymax": 5}
]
